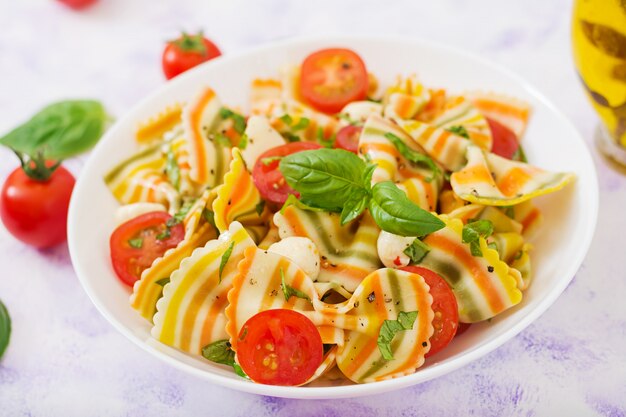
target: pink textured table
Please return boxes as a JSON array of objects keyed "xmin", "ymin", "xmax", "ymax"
[{"xmin": 1, "ymin": 0, "xmax": 625, "ymax": 416}]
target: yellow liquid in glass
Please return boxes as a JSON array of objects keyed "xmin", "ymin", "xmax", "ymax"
[{"xmin": 572, "ymin": 0, "xmax": 626, "ymax": 146}]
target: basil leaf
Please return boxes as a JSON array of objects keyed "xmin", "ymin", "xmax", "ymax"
[
  {"xmin": 202, "ymin": 339, "xmax": 236, "ymax": 366},
  {"xmin": 383, "ymin": 133, "xmax": 440, "ymax": 181},
  {"xmin": 128, "ymin": 238, "xmax": 143, "ymax": 249},
  {"xmin": 403, "ymin": 238, "xmax": 430, "ymax": 264},
  {"xmin": 219, "ymin": 242, "xmax": 235, "ymax": 282},
  {"xmin": 155, "ymin": 278, "xmax": 170, "ymax": 286},
  {"xmin": 280, "ymin": 268, "xmax": 311, "ymax": 302},
  {"xmin": 369, "ymin": 181, "xmax": 445, "ymax": 237},
  {"xmin": 377, "ymin": 310, "xmax": 418, "ymax": 360},
  {"xmin": 340, "ymin": 188, "xmax": 369, "ymax": 225},
  {"xmin": 279, "ymin": 194, "xmax": 326, "ymax": 214},
  {"xmin": 279, "ymin": 148, "xmax": 370, "ymax": 212},
  {"xmin": 0, "ymin": 100, "xmax": 107, "ymax": 160},
  {"xmin": 219, "ymin": 107, "xmax": 246, "ymax": 135},
  {"xmin": 201, "ymin": 339, "xmax": 249, "ymax": 379},
  {"xmin": 446, "ymin": 125, "xmax": 470, "ymax": 139},
  {"xmin": 0, "ymin": 300, "xmax": 10, "ymax": 360},
  {"xmin": 165, "ymin": 149, "xmax": 180, "ymax": 191},
  {"xmin": 214, "ymin": 133, "xmax": 232, "ymax": 147},
  {"xmin": 462, "ymin": 219, "xmax": 494, "ymax": 257}
]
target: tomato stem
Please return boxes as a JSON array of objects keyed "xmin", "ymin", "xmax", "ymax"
[
  {"xmin": 13, "ymin": 150, "xmax": 61, "ymax": 181},
  {"xmin": 170, "ymin": 31, "xmax": 207, "ymax": 56}
]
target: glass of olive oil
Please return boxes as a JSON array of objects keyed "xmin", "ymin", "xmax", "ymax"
[{"xmin": 572, "ymin": 0, "xmax": 626, "ymax": 166}]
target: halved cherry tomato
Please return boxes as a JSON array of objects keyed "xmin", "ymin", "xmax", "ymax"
[
  {"xmin": 456, "ymin": 322, "xmax": 471, "ymax": 336},
  {"xmin": 162, "ymin": 32, "xmax": 221, "ymax": 80},
  {"xmin": 56, "ymin": 0, "xmax": 97, "ymax": 9},
  {"xmin": 252, "ymin": 142, "xmax": 322, "ymax": 206},
  {"xmin": 401, "ymin": 266, "xmax": 459, "ymax": 358},
  {"xmin": 236, "ymin": 309, "xmax": 323, "ymax": 386},
  {"xmin": 334, "ymin": 125, "xmax": 362, "ymax": 154},
  {"xmin": 487, "ymin": 117, "xmax": 519, "ymax": 160},
  {"xmin": 109, "ymin": 211, "xmax": 184, "ymax": 286},
  {"xmin": 299, "ymin": 48, "xmax": 369, "ymax": 114}
]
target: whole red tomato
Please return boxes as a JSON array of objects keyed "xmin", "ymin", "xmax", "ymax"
[
  {"xmin": 162, "ymin": 32, "xmax": 221, "ymax": 80},
  {"xmin": 1, "ymin": 165, "xmax": 75, "ymax": 248},
  {"xmin": 56, "ymin": 0, "xmax": 98, "ymax": 9}
]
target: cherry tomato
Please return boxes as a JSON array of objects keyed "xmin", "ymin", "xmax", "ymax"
[
  {"xmin": 252, "ymin": 142, "xmax": 322, "ymax": 206},
  {"xmin": 401, "ymin": 266, "xmax": 459, "ymax": 358},
  {"xmin": 1, "ymin": 165, "xmax": 75, "ymax": 248},
  {"xmin": 299, "ymin": 48, "xmax": 369, "ymax": 114},
  {"xmin": 236, "ymin": 309, "xmax": 323, "ymax": 386},
  {"xmin": 162, "ymin": 32, "xmax": 221, "ymax": 80},
  {"xmin": 487, "ymin": 117, "xmax": 519, "ymax": 160},
  {"xmin": 334, "ymin": 125, "xmax": 362, "ymax": 154},
  {"xmin": 456, "ymin": 322, "xmax": 471, "ymax": 336},
  {"xmin": 109, "ymin": 211, "xmax": 184, "ymax": 286},
  {"xmin": 56, "ymin": 0, "xmax": 97, "ymax": 9}
]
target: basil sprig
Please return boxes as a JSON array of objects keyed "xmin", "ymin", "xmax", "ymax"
[
  {"xmin": 377, "ymin": 310, "xmax": 418, "ymax": 360},
  {"xmin": 279, "ymin": 149, "xmax": 444, "ymax": 236},
  {"xmin": 0, "ymin": 299, "xmax": 11, "ymax": 360},
  {"xmin": 0, "ymin": 100, "xmax": 107, "ymax": 180}
]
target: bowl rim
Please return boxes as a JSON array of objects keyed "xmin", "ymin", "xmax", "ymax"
[{"xmin": 67, "ymin": 33, "xmax": 599, "ymax": 399}]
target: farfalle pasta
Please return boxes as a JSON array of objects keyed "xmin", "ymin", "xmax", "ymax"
[{"xmin": 105, "ymin": 47, "xmax": 575, "ymax": 386}]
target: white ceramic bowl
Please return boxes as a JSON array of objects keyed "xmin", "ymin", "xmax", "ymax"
[{"xmin": 68, "ymin": 35, "xmax": 598, "ymax": 399}]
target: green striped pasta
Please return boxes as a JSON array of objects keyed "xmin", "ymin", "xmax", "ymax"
[
  {"xmin": 151, "ymin": 222, "xmax": 256, "ymax": 354},
  {"xmin": 104, "ymin": 142, "xmax": 179, "ymax": 210},
  {"xmin": 451, "ymin": 145, "xmax": 575, "ymax": 206},
  {"xmin": 420, "ymin": 215, "xmax": 522, "ymax": 322},
  {"xmin": 274, "ymin": 206, "xmax": 381, "ymax": 292},
  {"xmin": 182, "ymin": 86, "xmax": 232, "ymax": 187}
]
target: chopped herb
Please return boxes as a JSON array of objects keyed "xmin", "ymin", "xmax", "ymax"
[
  {"xmin": 383, "ymin": 132, "xmax": 440, "ymax": 181},
  {"xmin": 202, "ymin": 208, "xmax": 216, "ymax": 228},
  {"xmin": 446, "ymin": 125, "xmax": 470, "ymax": 139},
  {"xmin": 377, "ymin": 311, "xmax": 418, "ymax": 360},
  {"xmin": 219, "ymin": 242, "xmax": 235, "ymax": 282},
  {"xmin": 261, "ymin": 156, "xmax": 283, "ymax": 166},
  {"xmin": 165, "ymin": 149, "xmax": 181, "ymax": 191},
  {"xmin": 155, "ymin": 278, "xmax": 170, "ymax": 286},
  {"xmin": 167, "ymin": 201, "xmax": 194, "ymax": 227},
  {"xmin": 280, "ymin": 268, "xmax": 311, "ymax": 302},
  {"xmin": 503, "ymin": 206, "xmax": 515, "ymax": 219},
  {"xmin": 255, "ymin": 200, "xmax": 265, "ymax": 216},
  {"xmin": 487, "ymin": 241, "xmax": 498, "ymax": 251},
  {"xmin": 233, "ymin": 363, "xmax": 248, "ymax": 378},
  {"xmin": 128, "ymin": 238, "xmax": 143, "ymax": 249},
  {"xmin": 366, "ymin": 96, "xmax": 382, "ymax": 103},
  {"xmin": 214, "ymin": 133, "xmax": 232, "ymax": 147},
  {"xmin": 403, "ymin": 238, "xmax": 430, "ymax": 264},
  {"xmin": 338, "ymin": 113, "xmax": 357, "ymax": 125},
  {"xmin": 512, "ymin": 144, "xmax": 528, "ymax": 163},
  {"xmin": 316, "ymin": 127, "xmax": 335, "ymax": 148},
  {"xmin": 279, "ymin": 114, "xmax": 293, "ymax": 125},
  {"xmin": 219, "ymin": 107, "xmax": 246, "ymax": 134},
  {"xmin": 291, "ymin": 117, "xmax": 310, "ymax": 131},
  {"xmin": 462, "ymin": 219, "xmax": 494, "ymax": 257},
  {"xmin": 238, "ymin": 133, "xmax": 249, "ymax": 150},
  {"xmin": 279, "ymin": 194, "xmax": 326, "ymax": 215},
  {"xmin": 156, "ymin": 227, "xmax": 171, "ymax": 240},
  {"xmin": 283, "ymin": 132, "xmax": 301, "ymax": 142}
]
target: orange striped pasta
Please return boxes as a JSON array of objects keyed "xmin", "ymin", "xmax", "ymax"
[
  {"xmin": 151, "ymin": 222, "xmax": 256, "ymax": 354},
  {"xmin": 468, "ymin": 91, "xmax": 531, "ymax": 139},
  {"xmin": 135, "ymin": 104, "xmax": 183, "ymax": 145},
  {"xmin": 451, "ymin": 145, "xmax": 575, "ymax": 206}
]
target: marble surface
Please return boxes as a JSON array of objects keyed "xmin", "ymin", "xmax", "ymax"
[{"xmin": 0, "ymin": 0, "xmax": 625, "ymax": 416}]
